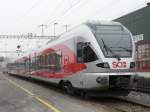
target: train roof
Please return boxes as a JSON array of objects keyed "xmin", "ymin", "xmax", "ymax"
[
  {"xmin": 14, "ymin": 20, "xmax": 123, "ymax": 61},
  {"xmin": 44, "ymin": 20, "xmax": 122, "ymax": 46},
  {"xmin": 85, "ymin": 20, "xmax": 122, "ymax": 26}
]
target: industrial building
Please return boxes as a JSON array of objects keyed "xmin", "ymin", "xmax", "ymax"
[
  {"xmin": 115, "ymin": 3, "xmax": 150, "ymax": 41},
  {"xmin": 115, "ymin": 3, "xmax": 150, "ymax": 72}
]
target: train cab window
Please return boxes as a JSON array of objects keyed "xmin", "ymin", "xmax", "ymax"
[{"xmin": 77, "ymin": 42, "xmax": 98, "ymax": 63}]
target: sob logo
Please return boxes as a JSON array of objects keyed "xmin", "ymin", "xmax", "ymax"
[{"xmin": 112, "ymin": 61, "xmax": 127, "ymax": 68}]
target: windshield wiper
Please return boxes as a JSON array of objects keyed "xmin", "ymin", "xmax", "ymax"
[
  {"xmin": 118, "ymin": 47, "xmax": 132, "ymax": 53},
  {"xmin": 101, "ymin": 39, "xmax": 121, "ymax": 61},
  {"xmin": 101, "ymin": 39, "xmax": 109, "ymax": 54}
]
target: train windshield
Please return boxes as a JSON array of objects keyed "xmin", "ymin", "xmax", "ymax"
[{"xmin": 93, "ymin": 25, "xmax": 132, "ymax": 58}]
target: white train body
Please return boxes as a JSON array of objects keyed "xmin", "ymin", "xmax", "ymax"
[{"xmin": 7, "ymin": 21, "xmax": 136, "ymax": 92}]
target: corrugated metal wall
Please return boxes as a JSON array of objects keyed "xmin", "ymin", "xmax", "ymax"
[{"xmin": 115, "ymin": 6, "xmax": 150, "ymax": 41}]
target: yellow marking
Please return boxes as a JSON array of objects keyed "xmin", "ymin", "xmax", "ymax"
[
  {"xmin": 3, "ymin": 76, "xmax": 61, "ymax": 112},
  {"xmin": 35, "ymin": 96, "xmax": 61, "ymax": 112},
  {"xmin": 4, "ymin": 76, "xmax": 34, "ymax": 96},
  {"xmin": 31, "ymin": 109, "xmax": 37, "ymax": 112}
]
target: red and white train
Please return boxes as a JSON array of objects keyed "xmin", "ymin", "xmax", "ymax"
[{"xmin": 7, "ymin": 21, "xmax": 137, "ymax": 96}]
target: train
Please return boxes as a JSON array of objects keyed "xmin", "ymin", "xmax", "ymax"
[{"xmin": 7, "ymin": 21, "xmax": 137, "ymax": 97}]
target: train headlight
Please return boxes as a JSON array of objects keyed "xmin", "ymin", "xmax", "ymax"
[
  {"xmin": 96, "ymin": 77, "xmax": 107, "ymax": 84},
  {"xmin": 96, "ymin": 62, "xmax": 110, "ymax": 68}
]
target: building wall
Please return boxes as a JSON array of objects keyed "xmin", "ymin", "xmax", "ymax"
[
  {"xmin": 115, "ymin": 5, "xmax": 150, "ymax": 41},
  {"xmin": 135, "ymin": 41, "xmax": 150, "ymax": 72}
]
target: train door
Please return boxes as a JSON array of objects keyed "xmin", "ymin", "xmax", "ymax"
[
  {"xmin": 77, "ymin": 42, "xmax": 88, "ymax": 88},
  {"xmin": 77, "ymin": 42, "xmax": 88, "ymax": 63},
  {"xmin": 77, "ymin": 42, "xmax": 97, "ymax": 63},
  {"xmin": 77, "ymin": 42, "xmax": 98, "ymax": 88}
]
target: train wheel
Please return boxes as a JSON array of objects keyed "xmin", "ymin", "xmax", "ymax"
[
  {"xmin": 65, "ymin": 82, "xmax": 75, "ymax": 95},
  {"xmin": 80, "ymin": 91, "xmax": 89, "ymax": 99}
]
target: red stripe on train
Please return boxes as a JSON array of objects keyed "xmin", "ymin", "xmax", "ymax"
[{"xmin": 30, "ymin": 44, "xmax": 87, "ymax": 78}]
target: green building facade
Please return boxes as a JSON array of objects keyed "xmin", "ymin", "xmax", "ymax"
[{"xmin": 115, "ymin": 5, "xmax": 150, "ymax": 41}]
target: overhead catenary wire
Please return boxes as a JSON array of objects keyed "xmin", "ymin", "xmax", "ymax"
[
  {"xmin": 41, "ymin": 0, "xmax": 90, "ymax": 36},
  {"xmin": 31, "ymin": 0, "xmax": 150, "ymax": 36},
  {"xmin": 15, "ymin": 0, "xmax": 47, "ymax": 37},
  {"xmin": 44, "ymin": 0, "xmax": 124, "ymax": 31},
  {"xmin": 45, "ymin": 0, "xmax": 122, "ymax": 36},
  {"xmin": 16, "ymin": 0, "xmax": 44, "ymax": 22},
  {"xmin": 31, "ymin": 0, "xmax": 65, "ymax": 34},
  {"xmin": 32, "ymin": 0, "xmax": 123, "ymax": 35},
  {"xmin": 45, "ymin": 0, "xmax": 89, "ymax": 25},
  {"xmin": 43, "ymin": 0, "xmax": 66, "ymax": 23},
  {"xmin": 32, "ymin": 0, "xmax": 84, "ymax": 35}
]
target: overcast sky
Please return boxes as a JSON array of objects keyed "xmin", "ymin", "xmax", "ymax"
[
  {"xmin": 0, "ymin": 0, "xmax": 149, "ymax": 58},
  {"xmin": 0, "ymin": 0, "xmax": 149, "ymax": 35}
]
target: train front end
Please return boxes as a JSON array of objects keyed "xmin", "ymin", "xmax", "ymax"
[{"xmin": 80, "ymin": 22, "xmax": 136, "ymax": 93}]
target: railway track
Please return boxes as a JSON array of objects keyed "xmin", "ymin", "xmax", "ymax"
[
  {"xmin": 103, "ymin": 99, "xmax": 150, "ymax": 112},
  {"xmin": 110, "ymin": 91, "xmax": 150, "ymax": 112},
  {"xmin": 134, "ymin": 87, "xmax": 150, "ymax": 93},
  {"xmin": 81, "ymin": 89, "xmax": 150, "ymax": 112},
  {"xmin": 82, "ymin": 95, "xmax": 150, "ymax": 112},
  {"xmin": 133, "ymin": 77, "xmax": 150, "ymax": 93}
]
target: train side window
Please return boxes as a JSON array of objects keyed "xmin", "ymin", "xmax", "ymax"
[
  {"xmin": 36, "ymin": 56, "xmax": 41, "ymax": 69},
  {"xmin": 77, "ymin": 42, "xmax": 98, "ymax": 63},
  {"xmin": 40, "ymin": 56, "xmax": 42, "ymax": 65},
  {"xmin": 45, "ymin": 55, "xmax": 47, "ymax": 65},
  {"xmin": 48, "ymin": 50, "xmax": 62, "ymax": 71},
  {"xmin": 43, "ymin": 56, "xmax": 45, "ymax": 65}
]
